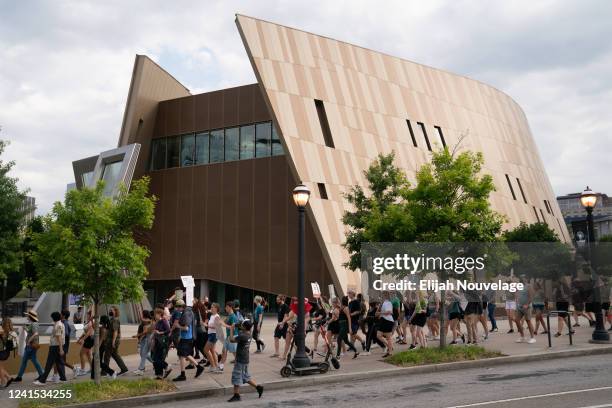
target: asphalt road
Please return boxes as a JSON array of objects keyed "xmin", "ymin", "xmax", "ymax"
[{"xmin": 152, "ymin": 354, "xmax": 612, "ymax": 408}]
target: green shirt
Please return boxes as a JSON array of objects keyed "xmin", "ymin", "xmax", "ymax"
[{"xmin": 226, "ymin": 313, "xmax": 239, "ymax": 337}]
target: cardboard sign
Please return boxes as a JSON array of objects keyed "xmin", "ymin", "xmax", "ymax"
[
  {"xmin": 328, "ymin": 284, "xmax": 336, "ymax": 300},
  {"xmin": 311, "ymin": 282, "xmax": 321, "ymax": 298},
  {"xmin": 180, "ymin": 275, "xmax": 195, "ymax": 306}
]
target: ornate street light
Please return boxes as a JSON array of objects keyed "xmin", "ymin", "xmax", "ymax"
[
  {"xmin": 580, "ymin": 186, "xmax": 610, "ymax": 343},
  {"xmin": 292, "ymin": 183, "xmax": 311, "ymax": 368}
]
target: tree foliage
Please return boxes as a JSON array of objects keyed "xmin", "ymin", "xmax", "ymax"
[
  {"xmin": 502, "ymin": 222, "xmax": 559, "ymax": 242},
  {"xmin": 33, "ymin": 178, "xmax": 156, "ymax": 383},
  {"xmin": 0, "ymin": 139, "xmax": 28, "ymax": 280}
]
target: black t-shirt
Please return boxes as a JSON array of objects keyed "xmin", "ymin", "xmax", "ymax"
[
  {"xmin": 277, "ymin": 303, "xmax": 289, "ymax": 323},
  {"xmin": 235, "ymin": 332, "xmax": 251, "ymax": 364},
  {"xmin": 349, "ymin": 299, "xmax": 361, "ymax": 318}
]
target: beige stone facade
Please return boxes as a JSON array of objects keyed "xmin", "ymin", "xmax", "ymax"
[{"xmin": 236, "ymin": 15, "xmax": 570, "ymax": 294}]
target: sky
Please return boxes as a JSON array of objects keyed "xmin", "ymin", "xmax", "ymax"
[{"xmin": 1, "ymin": 0, "xmax": 611, "ymax": 214}]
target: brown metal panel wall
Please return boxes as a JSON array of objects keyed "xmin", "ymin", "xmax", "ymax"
[
  {"xmin": 141, "ymin": 83, "xmax": 333, "ymax": 295},
  {"xmin": 145, "ymin": 156, "xmax": 332, "ymax": 296}
]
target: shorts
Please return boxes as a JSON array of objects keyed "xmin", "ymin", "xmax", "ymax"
[
  {"xmin": 465, "ymin": 302, "xmax": 483, "ymax": 316},
  {"xmin": 412, "ymin": 313, "xmax": 427, "ymax": 327},
  {"xmin": 449, "ymin": 311, "xmax": 462, "ymax": 321},
  {"xmin": 585, "ymin": 303, "xmax": 597, "ymax": 313},
  {"xmin": 274, "ymin": 323, "xmax": 288, "ymax": 339},
  {"xmin": 379, "ymin": 318, "xmax": 394, "ymax": 334},
  {"xmin": 350, "ymin": 321, "xmax": 360, "ymax": 335},
  {"xmin": 556, "ymin": 301, "xmax": 569, "ymax": 318},
  {"xmin": 231, "ymin": 362, "xmax": 251, "ymax": 386},
  {"xmin": 515, "ymin": 306, "xmax": 532, "ymax": 320},
  {"xmin": 405, "ymin": 307, "xmax": 415, "ymax": 319},
  {"xmin": 207, "ymin": 333, "xmax": 217, "ymax": 344},
  {"xmin": 177, "ymin": 339, "xmax": 194, "ymax": 357},
  {"xmin": 83, "ymin": 336, "xmax": 94, "ymax": 349},
  {"xmin": 505, "ymin": 301, "xmax": 517, "ymax": 310},
  {"xmin": 224, "ymin": 338, "xmax": 237, "ymax": 354},
  {"xmin": 533, "ymin": 304, "xmax": 545, "ymax": 312},
  {"xmin": 328, "ymin": 320, "xmax": 340, "ymax": 335}
]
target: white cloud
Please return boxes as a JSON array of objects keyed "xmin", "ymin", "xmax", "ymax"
[{"xmin": 1, "ymin": 0, "xmax": 611, "ymax": 213}]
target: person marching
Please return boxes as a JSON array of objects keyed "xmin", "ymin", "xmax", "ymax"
[
  {"xmin": 252, "ymin": 296, "xmax": 266, "ymax": 353},
  {"xmin": 227, "ymin": 320, "xmax": 264, "ymax": 402},
  {"xmin": 14, "ymin": 310, "xmax": 43, "ymax": 382}
]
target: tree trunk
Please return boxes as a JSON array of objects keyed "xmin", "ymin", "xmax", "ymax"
[
  {"xmin": 439, "ymin": 289, "xmax": 446, "ymax": 349},
  {"xmin": 93, "ymin": 301, "xmax": 101, "ymax": 385}
]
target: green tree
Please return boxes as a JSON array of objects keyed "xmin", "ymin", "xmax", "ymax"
[
  {"xmin": 0, "ymin": 139, "xmax": 28, "ymax": 280},
  {"xmin": 343, "ymin": 147, "xmax": 507, "ymax": 347},
  {"xmin": 21, "ymin": 216, "xmax": 45, "ymax": 297},
  {"xmin": 503, "ymin": 222, "xmax": 572, "ymax": 280},
  {"xmin": 342, "ymin": 152, "xmax": 410, "ymax": 271},
  {"xmin": 502, "ymin": 222, "xmax": 559, "ymax": 242},
  {"xmin": 33, "ymin": 178, "xmax": 155, "ymax": 384}
]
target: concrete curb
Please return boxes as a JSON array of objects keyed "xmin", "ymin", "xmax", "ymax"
[{"xmin": 58, "ymin": 345, "xmax": 612, "ymax": 408}]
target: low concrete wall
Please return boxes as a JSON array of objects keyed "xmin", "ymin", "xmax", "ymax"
[{"xmin": 4, "ymin": 338, "xmax": 139, "ymax": 374}]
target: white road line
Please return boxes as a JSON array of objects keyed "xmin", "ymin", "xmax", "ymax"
[{"xmin": 447, "ymin": 386, "xmax": 612, "ymax": 407}]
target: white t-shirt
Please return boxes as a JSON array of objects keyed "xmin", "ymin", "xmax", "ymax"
[
  {"xmin": 381, "ymin": 300, "xmax": 394, "ymax": 322},
  {"xmin": 208, "ymin": 313, "xmax": 219, "ymax": 334}
]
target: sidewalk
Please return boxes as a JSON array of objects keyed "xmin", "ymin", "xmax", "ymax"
[{"xmin": 3, "ymin": 316, "xmax": 611, "ymax": 407}]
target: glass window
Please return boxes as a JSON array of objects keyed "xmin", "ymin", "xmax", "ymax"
[
  {"xmin": 224, "ymin": 127, "xmax": 240, "ymax": 161},
  {"xmin": 166, "ymin": 136, "xmax": 180, "ymax": 168},
  {"xmin": 180, "ymin": 134, "xmax": 195, "ymax": 166},
  {"xmin": 81, "ymin": 171, "xmax": 94, "ymax": 187},
  {"xmin": 240, "ymin": 125, "xmax": 255, "ymax": 159},
  {"xmin": 255, "ymin": 122, "xmax": 272, "ymax": 158},
  {"xmin": 101, "ymin": 160, "xmax": 123, "ymax": 197},
  {"xmin": 150, "ymin": 138, "xmax": 167, "ymax": 170},
  {"xmin": 271, "ymin": 124, "xmax": 284, "ymax": 156},
  {"xmin": 195, "ymin": 132, "xmax": 209, "ymax": 165},
  {"xmin": 209, "ymin": 129, "xmax": 224, "ymax": 163}
]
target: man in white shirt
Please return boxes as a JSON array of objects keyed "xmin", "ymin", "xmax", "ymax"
[{"xmin": 377, "ymin": 291, "xmax": 395, "ymax": 357}]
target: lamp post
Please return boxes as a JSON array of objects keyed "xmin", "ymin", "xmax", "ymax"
[
  {"xmin": 292, "ymin": 183, "xmax": 311, "ymax": 368},
  {"xmin": 580, "ymin": 186, "xmax": 610, "ymax": 343}
]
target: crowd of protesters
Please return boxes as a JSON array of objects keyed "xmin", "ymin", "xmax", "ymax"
[{"xmin": 0, "ymin": 275, "xmax": 610, "ymax": 401}]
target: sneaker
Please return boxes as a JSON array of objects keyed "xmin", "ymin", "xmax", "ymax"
[
  {"xmin": 213, "ymin": 367, "xmax": 223, "ymax": 374},
  {"xmin": 117, "ymin": 370, "xmax": 128, "ymax": 377},
  {"xmin": 5, "ymin": 378, "xmax": 13, "ymax": 387},
  {"xmin": 507, "ymin": 329, "xmax": 514, "ymax": 334},
  {"xmin": 382, "ymin": 353, "xmax": 391, "ymax": 358},
  {"xmin": 33, "ymin": 380, "xmax": 46, "ymax": 386},
  {"xmin": 195, "ymin": 365, "xmax": 204, "ymax": 378},
  {"xmin": 362, "ymin": 351, "xmax": 371, "ymax": 356},
  {"xmin": 261, "ymin": 343, "xmax": 266, "ymax": 352},
  {"xmin": 219, "ymin": 363, "xmax": 224, "ymax": 370},
  {"xmin": 409, "ymin": 344, "xmax": 416, "ymax": 350},
  {"xmin": 352, "ymin": 351, "xmax": 359, "ymax": 359},
  {"xmin": 490, "ymin": 328, "xmax": 498, "ymax": 333},
  {"xmin": 527, "ymin": 338, "xmax": 536, "ymax": 344},
  {"xmin": 255, "ymin": 349, "xmax": 262, "ymax": 354},
  {"xmin": 163, "ymin": 368, "xmax": 172, "ymax": 379},
  {"xmin": 515, "ymin": 337, "xmax": 525, "ymax": 343},
  {"xmin": 51, "ymin": 374, "xmax": 60, "ymax": 383},
  {"xmin": 133, "ymin": 369, "xmax": 144, "ymax": 376},
  {"xmin": 172, "ymin": 374, "xmax": 187, "ymax": 382},
  {"xmin": 269, "ymin": 353, "xmax": 279, "ymax": 358},
  {"xmin": 449, "ymin": 340, "xmax": 458, "ymax": 345},
  {"xmin": 554, "ymin": 332, "xmax": 562, "ymax": 337},
  {"xmin": 256, "ymin": 385, "xmax": 264, "ymax": 398},
  {"xmin": 228, "ymin": 394, "xmax": 241, "ymax": 402},
  {"xmin": 111, "ymin": 372, "xmax": 117, "ymax": 380},
  {"xmin": 78, "ymin": 369, "xmax": 90, "ymax": 377},
  {"xmin": 186, "ymin": 364, "xmax": 195, "ymax": 370},
  {"xmin": 13, "ymin": 377, "xmax": 22, "ymax": 383}
]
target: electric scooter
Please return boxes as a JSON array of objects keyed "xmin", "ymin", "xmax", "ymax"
[{"xmin": 280, "ymin": 320, "xmax": 337, "ymax": 377}]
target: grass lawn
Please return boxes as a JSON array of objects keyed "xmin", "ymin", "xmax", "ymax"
[
  {"xmin": 18, "ymin": 378, "xmax": 177, "ymax": 408},
  {"xmin": 385, "ymin": 345, "xmax": 503, "ymax": 366}
]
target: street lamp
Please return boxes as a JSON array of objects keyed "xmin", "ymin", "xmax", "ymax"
[
  {"xmin": 292, "ymin": 183, "xmax": 311, "ymax": 368},
  {"xmin": 580, "ymin": 186, "xmax": 610, "ymax": 343}
]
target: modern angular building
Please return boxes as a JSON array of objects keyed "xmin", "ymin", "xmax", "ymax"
[{"xmin": 75, "ymin": 15, "xmax": 569, "ymax": 307}]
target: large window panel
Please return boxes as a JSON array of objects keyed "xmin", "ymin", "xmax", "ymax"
[
  {"xmin": 150, "ymin": 138, "xmax": 167, "ymax": 170},
  {"xmin": 180, "ymin": 134, "xmax": 195, "ymax": 166},
  {"xmin": 271, "ymin": 125, "xmax": 284, "ymax": 156},
  {"xmin": 224, "ymin": 127, "xmax": 240, "ymax": 161},
  {"xmin": 166, "ymin": 136, "xmax": 180, "ymax": 168},
  {"xmin": 255, "ymin": 122, "xmax": 272, "ymax": 157},
  {"xmin": 209, "ymin": 129, "xmax": 224, "ymax": 163},
  {"xmin": 101, "ymin": 160, "xmax": 123, "ymax": 197},
  {"xmin": 195, "ymin": 132, "xmax": 209, "ymax": 165},
  {"xmin": 240, "ymin": 125, "xmax": 255, "ymax": 159}
]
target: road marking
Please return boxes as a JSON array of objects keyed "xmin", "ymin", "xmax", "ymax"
[{"xmin": 448, "ymin": 386, "xmax": 612, "ymax": 407}]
